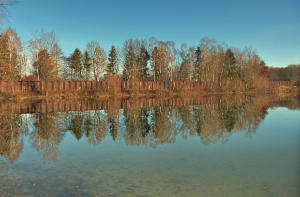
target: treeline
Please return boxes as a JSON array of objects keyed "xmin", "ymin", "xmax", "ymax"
[
  {"xmin": 268, "ymin": 64, "xmax": 300, "ymax": 82},
  {"xmin": 1, "ymin": 28, "xmax": 269, "ymax": 88}
]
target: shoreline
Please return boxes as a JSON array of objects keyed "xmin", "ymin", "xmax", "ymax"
[
  {"xmin": 0, "ymin": 92, "xmax": 298, "ymax": 115},
  {"xmin": 1, "ymin": 88, "xmax": 298, "ymax": 103}
]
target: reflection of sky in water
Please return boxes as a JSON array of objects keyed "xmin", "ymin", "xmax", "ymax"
[{"xmin": 0, "ymin": 106, "xmax": 299, "ymax": 197}]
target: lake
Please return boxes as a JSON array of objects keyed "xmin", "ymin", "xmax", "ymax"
[{"xmin": 0, "ymin": 95, "xmax": 299, "ymax": 197}]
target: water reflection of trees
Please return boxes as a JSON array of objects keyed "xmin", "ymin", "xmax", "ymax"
[
  {"xmin": 0, "ymin": 113, "xmax": 28, "ymax": 163},
  {"xmin": 122, "ymin": 97, "xmax": 270, "ymax": 146},
  {"xmin": 189, "ymin": 101, "xmax": 268, "ymax": 145},
  {"xmin": 123, "ymin": 108, "xmax": 151, "ymax": 146},
  {"xmin": 65, "ymin": 110, "xmax": 108, "ymax": 145},
  {"xmin": 30, "ymin": 113, "xmax": 64, "ymax": 162},
  {"xmin": 0, "ymin": 96, "xmax": 298, "ymax": 163}
]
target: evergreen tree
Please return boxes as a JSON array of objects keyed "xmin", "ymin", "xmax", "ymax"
[
  {"xmin": 137, "ymin": 46, "xmax": 150, "ymax": 80},
  {"xmin": 83, "ymin": 51, "xmax": 91, "ymax": 80},
  {"xmin": 225, "ymin": 49, "xmax": 238, "ymax": 80},
  {"xmin": 123, "ymin": 43, "xmax": 136, "ymax": 80},
  {"xmin": 70, "ymin": 48, "xmax": 83, "ymax": 79},
  {"xmin": 193, "ymin": 47, "xmax": 202, "ymax": 82},
  {"xmin": 107, "ymin": 46, "xmax": 118, "ymax": 75}
]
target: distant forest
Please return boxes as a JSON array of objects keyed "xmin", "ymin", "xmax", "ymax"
[{"xmin": 268, "ymin": 65, "xmax": 300, "ymax": 82}]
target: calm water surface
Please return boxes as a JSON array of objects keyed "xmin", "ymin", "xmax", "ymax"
[{"xmin": 0, "ymin": 96, "xmax": 299, "ymax": 196}]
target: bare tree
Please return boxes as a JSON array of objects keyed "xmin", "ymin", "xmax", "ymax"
[
  {"xmin": 94, "ymin": 46, "xmax": 107, "ymax": 80},
  {"xmin": 87, "ymin": 41, "xmax": 107, "ymax": 80},
  {"xmin": 17, "ymin": 53, "xmax": 27, "ymax": 78},
  {"xmin": 165, "ymin": 41, "xmax": 177, "ymax": 81}
]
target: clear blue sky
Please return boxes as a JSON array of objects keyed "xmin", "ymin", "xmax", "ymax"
[{"xmin": 3, "ymin": 0, "xmax": 300, "ymax": 67}]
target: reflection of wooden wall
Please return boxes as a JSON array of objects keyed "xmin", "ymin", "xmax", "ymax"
[
  {"xmin": 0, "ymin": 97, "xmax": 217, "ymax": 114},
  {"xmin": 0, "ymin": 80, "xmax": 297, "ymax": 96},
  {"xmin": 0, "ymin": 95, "xmax": 292, "ymax": 115}
]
